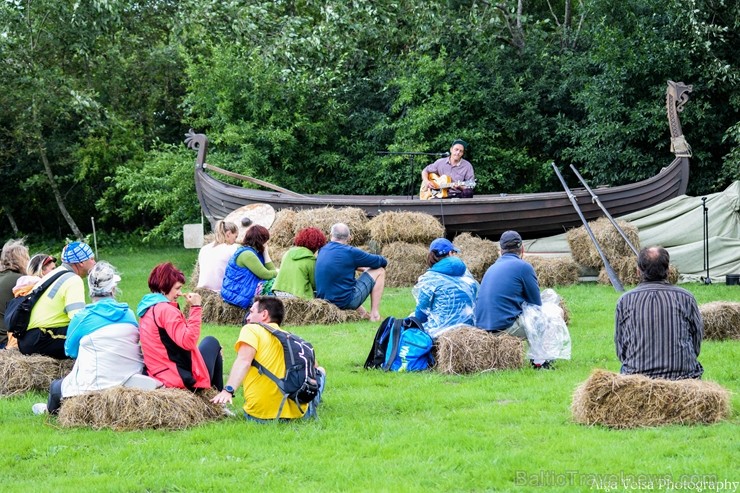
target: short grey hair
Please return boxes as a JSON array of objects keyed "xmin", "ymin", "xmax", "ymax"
[
  {"xmin": 330, "ymin": 223, "xmax": 350, "ymax": 241},
  {"xmin": 88, "ymin": 261, "xmax": 121, "ymax": 298}
]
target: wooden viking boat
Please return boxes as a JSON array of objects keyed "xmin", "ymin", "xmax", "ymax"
[{"xmin": 189, "ymin": 81, "xmax": 692, "ymax": 240}]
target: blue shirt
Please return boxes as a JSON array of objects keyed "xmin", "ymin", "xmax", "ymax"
[
  {"xmin": 474, "ymin": 253, "xmax": 541, "ymax": 331},
  {"xmin": 315, "ymin": 242, "xmax": 387, "ymax": 308}
]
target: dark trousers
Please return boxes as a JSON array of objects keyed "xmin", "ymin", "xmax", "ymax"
[
  {"xmin": 199, "ymin": 336, "xmax": 224, "ymax": 391},
  {"xmin": 18, "ymin": 327, "xmax": 70, "ymax": 360},
  {"xmin": 47, "ymin": 378, "xmax": 64, "ymax": 414}
]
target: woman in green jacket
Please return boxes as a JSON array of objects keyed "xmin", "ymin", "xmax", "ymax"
[{"xmin": 273, "ymin": 227, "xmax": 327, "ymax": 299}]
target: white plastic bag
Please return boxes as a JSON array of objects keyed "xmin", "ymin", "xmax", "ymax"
[{"xmin": 521, "ymin": 289, "xmax": 571, "ymax": 361}]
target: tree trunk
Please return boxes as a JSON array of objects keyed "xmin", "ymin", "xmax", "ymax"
[
  {"xmin": 37, "ymin": 143, "xmax": 84, "ymax": 240},
  {"xmin": 2, "ymin": 207, "xmax": 20, "ymax": 235}
]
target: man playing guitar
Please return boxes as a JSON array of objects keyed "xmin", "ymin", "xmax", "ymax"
[{"xmin": 420, "ymin": 139, "xmax": 475, "ymax": 199}]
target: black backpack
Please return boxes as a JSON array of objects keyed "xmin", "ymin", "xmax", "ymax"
[
  {"xmin": 4, "ymin": 270, "xmax": 68, "ymax": 339},
  {"xmin": 252, "ymin": 322, "xmax": 320, "ymax": 418},
  {"xmin": 364, "ymin": 316, "xmax": 403, "ymax": 370}
]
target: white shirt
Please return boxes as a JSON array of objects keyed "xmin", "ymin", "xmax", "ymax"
[{"xmin": 197, "ymin": 242, "xmax": 239, "ymax": 292}]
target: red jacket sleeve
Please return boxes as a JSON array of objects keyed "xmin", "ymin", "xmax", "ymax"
[{"xmin": 156, "ymin": 303, "xmax": 202, "ymax": 350}]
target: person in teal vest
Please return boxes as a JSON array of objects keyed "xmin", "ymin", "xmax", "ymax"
[
  {"xmin": 221, "ymin": 225, "xmax": 277, "ymax": 309},
  {"xmin": 273, "ymin": 227, "xmax": 327, "ymax": 300}
]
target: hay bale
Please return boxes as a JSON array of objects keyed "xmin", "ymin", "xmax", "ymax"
[
  {"xmin": 435, "ymin": 326, "xmax": 525, "ymax": 374},
  {"xmin": 367, "ymin": 211, "xmax": 444, "ymax": 246},
  {"xmin": 57, "ymin": 386, "xmax": 227, "ymax": 431},
  {"xmin": 282, "ymin": 298, "xmax": 363, "ymax": 326},
  {"xmin": 269, "ymin": 209, "xmax": 297, "ymax": 248},
  {"xmin": 567, "ymin": 218, "xmax": 640, "ymax": 269},
  {"xmin": 188, "ymin": 260, "xmax": 200, "ymax": 291},
  {"xmin": 381, "ymin": 242, "xmax": 428, "ymax": 287},
  {"xmin": 0, "ymin": 349, "xmax": 74, "ymax": 397},
  {"xmin": 571, "ymin": 369, "xmax": 731, "ymax": 429},
  {"xmin": 270, "ymin": 245, "xmax": 290, "ymax": 268},
  {"xmin": 597, "ymin": 257, "xmax": 679, "ymax": 286},
  {"xmin": 525, "ymin": 256, "xmax": 580, "ymax": 287},
  {"xmin": 293, "ymin": 207, "xmax": 369, "ymax": 246},
  {"xmin": 699, "ymin": 302, "xmax": 740, "ymax": 340},
  {"xmin": 454, "ymin": 233, "xmax": 499, "ymax": 282}
]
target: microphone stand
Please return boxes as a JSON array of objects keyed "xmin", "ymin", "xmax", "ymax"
[
  {"xmin": 378, "ymin": 151, "xmax": 449, "ymax": 199},
  {"xmin": 701, "ymin": 196, "xmax": 711, "ymax": 284}
]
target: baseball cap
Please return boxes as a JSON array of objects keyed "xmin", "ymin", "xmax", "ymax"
[
  {"xmin": 62, "ymin": 242, "xmax": 94, "ymax": 264},
  {"xmin": 499, "ymin": 231, "xmax": 523, "ymax": 249},
  {"xmin": 429, "ymin": 238, "xmax": 460, "ymax": 256}
]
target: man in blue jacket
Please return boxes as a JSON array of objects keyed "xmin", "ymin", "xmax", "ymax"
[
  {"xmin": 315, "ymin": 223, "xmax": 387, "ymax": 322},
  {"xmin": 475, "ymin": 230, "xmax": 549, "ymax": 368}
]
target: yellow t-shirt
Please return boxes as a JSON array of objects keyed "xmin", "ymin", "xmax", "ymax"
[
  {"xmin": 28, "ymin": 266, "xmax": 86, "ymax": 329},
  {"xmin": 237, "ymin": 323, "xmax": 308, "ymax": 419}
]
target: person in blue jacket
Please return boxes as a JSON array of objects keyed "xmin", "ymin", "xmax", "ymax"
[
  {"xmin": 315, "ymin": 223, "xmax": 387, "ymax": 322},
  {"xmin": 412, "ymin": 238, "xmax": 479, "ymax": 338}
]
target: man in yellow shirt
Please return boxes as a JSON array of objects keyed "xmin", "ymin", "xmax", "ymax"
[
  {"xmin": 18, "ymin": 242, "xmax": 96, "ymax": 359},
  {"xmin": 212, "ymin": 296, "xmax": 325, "ymax": 421}
]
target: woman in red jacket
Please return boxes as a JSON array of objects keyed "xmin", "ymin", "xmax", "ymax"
[{"xmin": 137, "ymin": 262, "xmax": 223, "ymax": 391}]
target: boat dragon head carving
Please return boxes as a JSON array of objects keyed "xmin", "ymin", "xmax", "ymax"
[
  {"xmin": 184, "ymin": 129, "xmax": 209, "ymax": 168},
  {"xmin": 666, "ymin": 81, "xmax": 693, "ymax": 157}
]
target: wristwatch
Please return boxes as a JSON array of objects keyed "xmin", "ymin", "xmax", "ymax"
[{"xmin": 224, "ymin": 385, "xmax": 235, "ymax": 396}]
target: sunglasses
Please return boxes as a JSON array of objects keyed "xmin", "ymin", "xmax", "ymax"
[{"xmin": 43, "ymin": 256, "xmax": 56, "ymax": 267}]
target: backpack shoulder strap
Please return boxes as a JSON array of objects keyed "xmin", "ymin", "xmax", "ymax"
[
  {"xmin": 251, "ymin": 322, "xmax": 286, "ymax": 392},
  {"xmin": 381, "ymin": 317, "xmax": 406, "ymax": 371},
  {"xmin": 29, "ymin": 270, "xmax": 70, "ymax": 302}
]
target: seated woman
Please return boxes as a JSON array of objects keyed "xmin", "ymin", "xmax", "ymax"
[
  {"xmin": 0, "ymin": 239, "xmax": 30, "ymax": 349},
  {"xmin": 272, "ymin": 227, "xmax": 327, "ymax": 300},
  {"xmin": 13, "ymin": 253, "xmax": 57, "ymax": 297},
  {"xmin": 196, "ymin": 220, "xmax": 238, "ymax": 292},
  {"xmin": 137, "ymin": 262, "xmax": 223, "ymax": 391},
  {"xmin": 35, "ymin": 261, "xmax": 160, "ymax": 415},
  {"xmin": 221, "ymin": 225, "xmax": 276, "ymax": 309},
  {"xmin": 412, "ymin": 238, "xmax": 479, "ymax": 339}
]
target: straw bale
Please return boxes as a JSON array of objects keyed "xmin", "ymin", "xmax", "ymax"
[
  {"xmin": 597, "ymin": 257, "xmax": 679, "ymax": 286},
  {"xmin": 0, "ymin": 349, "xmax": 74, "ymax": 397},
  {"xmin": 435, "ymin": 326, "xmax": 525, "ymax": 374},
  {"xmin": 571, "ymin": 369, "xmax": 731, "ymax": 429},
  {"xmin": 282, "ymin": 298, "xmax": 363, "ymax": 326},
  {"xmin": 292, "ymin": 207, "xmax": 369, "ymax": 246},
  {"xmin": 567, "ymin": 218, "xmax": 640, "ymax": 269},
  {"xmin": 270, "ymin": 245, "xmax": 290, "ymax": 268},
  {"xmin": 269, "ymin": 209, "xmax": 298, "ymax": 248},
  {"xmin": 381, "ymin": 242, "xmax": 428, "ymax": 287},
  {"xmin": 454, "ymin": 233, "xmax": 499, "ymax": 282},
  {"xmin": 188, "ymin": 260, "xmax": 200, "ymax": 291},
  {"xmin": 525, "ymin": 256, "xmax": 580, "ymax": 287},
  {"xmin": 699, "ymin": 302, "xmax": 740, "ymax": 340},
  {"xmin": 57, "ymin": 387, "xmax": 227, "ymax": 431},
  {"xmin": 367, "ymin": 211, "xmax": 444, "ymax": 246}
]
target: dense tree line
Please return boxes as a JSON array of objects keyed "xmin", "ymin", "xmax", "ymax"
[{"xmin": 1, "ymin": 0, "xmax": 737, "ymax": 241}]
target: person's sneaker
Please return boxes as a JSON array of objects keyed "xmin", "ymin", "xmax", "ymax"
[
  {"xmin": 32, "ymin": 403, "xmax": 48, "ymax": 415},
  {"xmin": 530, "ymin": 360, "xmax": 555, "ymax": 370}
]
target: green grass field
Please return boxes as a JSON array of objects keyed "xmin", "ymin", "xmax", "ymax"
[{"xmin": 2, "ymin": 246, "xmax": 738, "ymax": 492}]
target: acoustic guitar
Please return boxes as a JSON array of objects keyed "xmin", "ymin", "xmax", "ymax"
[{"xmin": 420, "ymin": 173, "xmax": 476, "ymax": 200}]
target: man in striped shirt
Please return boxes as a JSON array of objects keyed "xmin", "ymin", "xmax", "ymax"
[{"xmin": 615, "ymin": 246, "xmax": 703, "ymax": 380}]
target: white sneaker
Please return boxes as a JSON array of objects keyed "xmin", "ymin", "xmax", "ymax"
[{"xmin": 32, "ymin": 403, "xmax": 48, "ymax": 415}]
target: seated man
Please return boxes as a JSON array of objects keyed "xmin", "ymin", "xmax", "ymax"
[
  {"xmin": 421, "ymin": 139, "xmax": 475, "ymax": 198},
  {"xmin": 211, "ymin": 296, "xmax": 325, "ymax": 421},
  {"xmin": 615, "ymin": 246, "xmax": 703, "ymax": 380},
  {"xmin": 315, "ymin": 223, "xmax": 387, "ymax": 322},
  {"xmin": 474, "ymin": 231, "xmax": 549, "ymax": 368},
  {"xmin": 18, "ymin": 241, "xmax": 96, "ymax": 359}
]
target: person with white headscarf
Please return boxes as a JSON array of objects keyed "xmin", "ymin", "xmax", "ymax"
[{"xmin": 33, "ymin": 261, "xmax": 160, "ymax": 415}]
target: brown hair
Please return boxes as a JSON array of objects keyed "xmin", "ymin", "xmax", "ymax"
[
  {"xmin": 0, "ymin": 239, "xmax": 30, "ymax": 274},
  {"xmin": 242, "ymin": 225, "xmax": 270, "ymax": 253}
]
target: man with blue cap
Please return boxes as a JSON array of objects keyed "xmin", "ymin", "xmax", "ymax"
[{"xmin": 17, "ymin": 241, "xmax": 96, "ymax": 359}]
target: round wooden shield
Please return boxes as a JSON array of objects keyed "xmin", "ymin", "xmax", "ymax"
[{"xmin": 223, "ymin": 203, "xmax": 276, "ymax": 241}]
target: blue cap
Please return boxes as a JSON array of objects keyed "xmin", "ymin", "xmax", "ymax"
[
  {"xmin": 499, "ymin": 230, "xmax": 522, "ymax": 249},
  {"xmin": 62, "ymin": 242, "xmax": 94, "ymax": 264},
  {"xmin": 429, "ymin": 238, "xmax": 460, "ymax": 256}
]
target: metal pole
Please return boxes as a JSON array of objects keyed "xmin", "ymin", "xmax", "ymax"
[
  {"xmin": 90, "ymin": 217, "xmax": 98, "ymax": 259},
  {"xmin": 702, "ymin": 197, "xmax": 711, "ymax": 284},
  {"xmin": 570, "ymin": 165, "xmax": 639, "ymax": 256},
  {"xmin": 551, "ymin": 163, "xmax": 624, "ymax": 292}
]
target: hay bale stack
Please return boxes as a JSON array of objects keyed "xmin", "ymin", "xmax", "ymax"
[
  {"xmin": 567, "ymin": 218, "xmax": 640, "ymax": 268},
  {"xmin": 0, "ymin": 349, "xmax": 74, "ymax": 397},
  {"xmin": 597, "ymin": 257, "xmax": 679, "ymax": 286},
  {"xmin": 270, "ymin": 245, "xmax": 290, "ymax": 268},
  {"xmin": 58, "ymin": 387, "xmax": 227, "ymax": 431},
  {"xmin": 571, "ymin": 369, "xmax": 731, "ymax": 429},
  {"xmin": 269, "ymin": 209, "xmax": 297, "ymax": 248},
  {"xmin": 381, "ymin": 242, "xmax": 428, "ymax": 287},
  {"xmin": 699, "ymin": 302, "xmax": 740, "ymax": 340},
  {"xmin": 188, "ymin": 260, "xmax": 200, "ymax": 291},
  {"xmin": 192, "ymin": 288, "xmax": 223, "ymax": 324},
  {"xmin": 367, "ymin": 211, "xmax": 444, "ymax": 246},
  {"xmin": 454, "ymin": 233, "xmax": 499, "ymax": 282},
  {"xmin": 282, "ymin": 298, "xmax": 363, "ymax": 326},
  {"xmin": 293, "ymin": 207, "xmax": 369, "ymax": 246},
  {"xmin": 525, "ymin": 256, "xmax": 580, "ymax": 287},
  {"xmin": 435, "ymin": 326, "xmax": 525, "ymax": 374}
]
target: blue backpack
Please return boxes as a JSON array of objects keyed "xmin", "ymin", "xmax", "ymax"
[{"xmin": 364, "ymin": 316, "xmax": 434, "ymax": 372}]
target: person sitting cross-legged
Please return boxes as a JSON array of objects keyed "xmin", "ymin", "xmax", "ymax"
[{"xmin": 211, "ymin": 296, "xmax": 325, "ymax": 422}]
